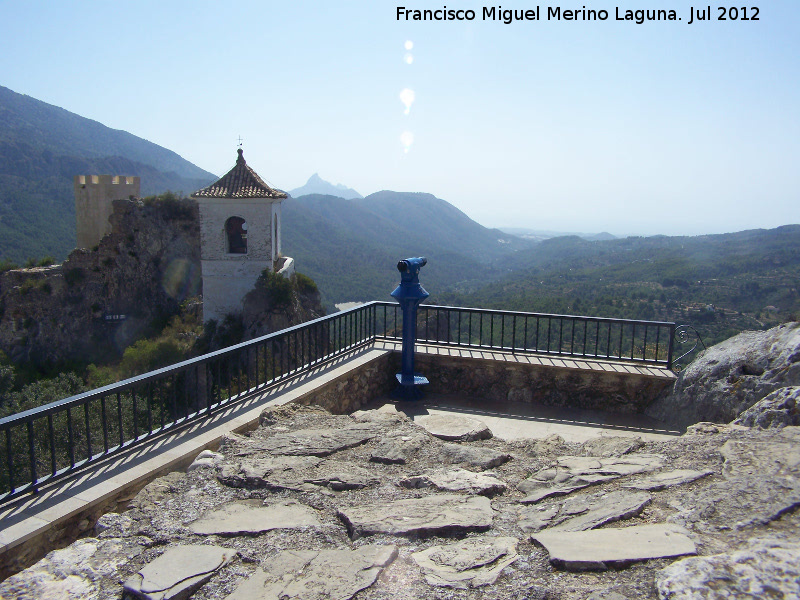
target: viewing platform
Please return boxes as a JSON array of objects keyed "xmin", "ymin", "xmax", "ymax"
[{"xmin": 0, "ymin": 303, "xmax": 684, "ymax": 578}]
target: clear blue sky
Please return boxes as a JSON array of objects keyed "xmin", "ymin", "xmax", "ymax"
[{"xmin": 1, "ymin": 1, "xmax": 798, "ymax": 236}]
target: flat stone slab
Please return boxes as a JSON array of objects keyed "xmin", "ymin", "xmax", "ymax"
[
  {"xmin": 399, "ymin": 469, "xmax": 507, "ymax": 496},
  {"xmin": 581, "ymin": 436, "xmax": 644, "ymax": 458},
  {"xmin": 532, "ymin": 524, "xmax": 696, "ymax": 570},
  {"xmin": 124, "ymin": 544, "xmax": 234, "ymax": 600},
  {"xmin": 412, "ymin": 536, "xmax": 519, "ymax": 589},
  {"xmin": 441, "ymin": 443, "xmax": 512, "ymax": 470},
  {"xmin": 623, "ymin": 469, "xmax": 712, "ymax": 491},
  {"xmin": 189, "ymin": 500, "xmax": 320, "ymax": 535},
  {"xmin": 518, "ymin": 454, "xmax": 664, "ymax": 503},
  {"xmin": 338, "ymin": 494, "xmax": 493, "ymax": 539},
  {"xmin": 370, "ymin": 439, "xmax": 410, "ymax": 464},
  {"xmin": 548, "ymin": 490, "xmax": 652, "ymax": 532},
  {"xmin": 519, "ymin": 490, "xmax": 651, "ymax": 533},
  {"xmin": 415, "ymin": 414, "xmax": 493, "ymax": 441},
  {"xmin": 218, "ymin": 456, "xmax": 322, "ymax": 488},
  {"xmin": 656, "ymin": 537, "xmax": 800, "ymax": 600},
  {"xmin": 225, "ymin": 545, "xmax": 397, "ymax": 599},
  {"xmin": 218, "ymin": 457, "xmax": 377, "ymax": 492},
  {"xmin": 244, "ymin": 424, "xmax": 380, "ymax": 457}
]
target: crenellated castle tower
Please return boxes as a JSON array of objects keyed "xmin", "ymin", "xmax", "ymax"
[{"xmin": 74, "ymin": 175, "xmax": 140, "ymax": 249}]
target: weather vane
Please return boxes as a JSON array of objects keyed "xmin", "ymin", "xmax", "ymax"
[{"xmin": 237, "ymin": 135, "xmax": 243, "ymax": 148}]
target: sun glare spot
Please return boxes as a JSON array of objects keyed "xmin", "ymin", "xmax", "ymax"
[
  {"xmin": 401, "ymin": 131, "xmax": 414, "ymax": 153},
  {"xmin": 404, "ymin": 40, "xmax": 413, "ymax": 50},
  {"xmin": 404, "ymin": 53, "xmax": 414, "ymax": 64},
  {"xmin": 400, "ymin": 88, "xmax": 415, "ymax": 115}
]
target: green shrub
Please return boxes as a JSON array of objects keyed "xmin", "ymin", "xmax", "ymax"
[
  {"xmin": 292, "ymin": 272, "xmax": 318, "ymax": 295},
  {"xmin": 258, "ymin": 269, "xmax": 293, "ymax": 306},
  {"xmin": 0, "ymin": 258, "xmax": 19, "ymax": 272}
]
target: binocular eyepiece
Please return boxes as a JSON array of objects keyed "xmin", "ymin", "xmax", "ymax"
[{"xmin": 396, "ymin": 257, "xmax": 427, "ymax": 273}]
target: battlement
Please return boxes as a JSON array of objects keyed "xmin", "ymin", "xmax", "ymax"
[
  {"xmin": 74, "ymin": 175, "xmax": 141, "ymax": 249},
  {"xmin": 75, "ymin": 175, "xmax": 138, "ymax": 186}
]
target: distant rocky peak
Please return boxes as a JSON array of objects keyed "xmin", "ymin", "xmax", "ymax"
[{"xmin": 290, "ymin": 173, "xmax": 362, "ymax": 200}]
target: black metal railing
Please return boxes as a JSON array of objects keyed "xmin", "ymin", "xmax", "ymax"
[
  {"xmin": 0, "ymin": 303, "xmax": 376, "ymax": 504},
  {"xmin": 0, "ymin": 302, "xmax": 675, "ymax": 503},
  {"xmin": 373, "ymin": 303, "xmax": 676, "ymax": 367}
]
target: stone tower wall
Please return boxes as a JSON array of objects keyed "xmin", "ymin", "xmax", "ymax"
[
  {"xmin": 74, "ymin": 175, "xmax": 141, "ymax": 249},
  {"xmin": 196, "ymin": 197, "xmax": 282, "ymax": 323}
]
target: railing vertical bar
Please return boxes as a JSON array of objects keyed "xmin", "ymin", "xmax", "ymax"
[
  {"xmin": 117, "ymin": 391, "xmax": 124, "ymax": 447},
  {"xmin": 147, "ymin": 382, "xmax": 153, "ymax": 435},
  {"xmin": 170, "ymin": 374, "xmax": 177, "ymax": 427},
  {"xmin": 27, "ymin": 421, "xmax": 37, "ymax": 489},
  {"xmin": 583, "ymin": 320, "xmax": 588, "ymax": 356},
  {"xmin": 101, "ymin": 395, "xmax": 109, "ymax": 453},
  {"xmin": 595, "ymin": 321, "xmax": 600, "ymax": 357},
  {"xmin": 570, "ymin": 318, "xmax": 576, "ymax": 354},
  {"xmin": 523, "ymin": 315, "xmax": 528, "ymax": 351},
  {"xmin": 618, "ymin": 324, "xmax": 624, "ymax": 361},
  {"xmin": 547, "ymin": 318, "xmax": 551, "ymax": 353},
  {"xmin": 490, "ymin": 313, "xmax": 495, "ymax": 348},
  {"xmin": 5, "ymin": 428, "xmax": 14, "ymax": 493},
  {"xmin": 655, "ymin": 326, "xmax": 661, "ymax": 364},
  {"xmin": 67, "ymin": 407, "xmax": 75, "ymax": 467},
  {"xmin": 631, "ymin": 324, "xmax": 636, "ymax": 360},
  {"xmin": 511, "ymin": 315, "xmax": 516, "ymax": 353},
  {"xmin": 643, "ymin": 326, "xmax": 649, "ymax": 362},
  {"xmin": 84, "ymin": 401, "xmax": 92, "ymax": 459},
  {"xmin": 667, "ymin": 323, "xmax": 676, "ymax": 370},
  {"xmin": 606, "ymin": 323, "xmax": 612, "ymax": 359},
  {"xmin": 48, "ymin": 414, "xmax": 56, "ymax": 475},
  {"xmin": 558, "ymin": 318, "xmax": 564, "ymax": 355}
]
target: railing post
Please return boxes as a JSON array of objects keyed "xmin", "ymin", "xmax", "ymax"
[{"xmin": 667, "ymin": 323, "xmax": 676, "ymax": 370}]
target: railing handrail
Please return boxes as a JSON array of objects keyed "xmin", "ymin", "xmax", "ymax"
[{"xmin": 0, "ymin": 301, "xmax": 377, "ymax": 428}]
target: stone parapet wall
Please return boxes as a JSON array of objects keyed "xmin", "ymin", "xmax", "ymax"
[
  {"xmin": 292, "ymin": 350, "xmax": 395, "ymax": 414},
  {"xmin": 404, "ymin": 352, "xmax": 674, "ymax": 414}
]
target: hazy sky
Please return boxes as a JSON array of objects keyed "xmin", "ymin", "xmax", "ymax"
[{"xmin": 1, "ymin": 1, "xmax": 798, "ymax": 236}]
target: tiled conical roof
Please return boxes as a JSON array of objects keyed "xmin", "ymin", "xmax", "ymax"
[{"xmin": 192, "ymin": 149, "xmax": 287, "ymax": 199}]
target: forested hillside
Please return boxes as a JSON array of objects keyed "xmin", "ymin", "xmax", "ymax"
[
  {"xmin": 282, "ymin": 192, "xmax": 532, "ymax": 308},
  {"xmin": 0, "ymin": 85, "xmax": 215, "ymax": 263},
  {"xmin": 434, "ymin": 226, "xmax": 800, "ymax": 345}
]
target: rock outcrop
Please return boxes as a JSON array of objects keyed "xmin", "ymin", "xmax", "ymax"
[
  {"xmin": 2, "ymin": 405, "xmax": 798, "ymax": 600},
  {"xmin": 647, "ymin": 322, "xmax": 800, "ymax": 428},
  {"xmin": 0, "ymin": 198, "xmax": 200, "ymax": 365}
]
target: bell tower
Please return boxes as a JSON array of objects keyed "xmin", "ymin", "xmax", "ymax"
[{"xmin": 191, "ymin": 149, "xmax": 288, "ymax": 323}]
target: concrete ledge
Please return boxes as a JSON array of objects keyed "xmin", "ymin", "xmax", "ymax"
[
  {"xmin": 376, "ymin": 341, "xmax": 675, "ymax": 414},
  {"xmin": 0, "ymin": 345, "xmax": 392, "ymax": 579}
]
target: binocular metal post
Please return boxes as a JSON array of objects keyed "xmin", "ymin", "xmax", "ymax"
[{"xmin": 390, "ymin": 256, "xmax": 429, "ymax": 400}]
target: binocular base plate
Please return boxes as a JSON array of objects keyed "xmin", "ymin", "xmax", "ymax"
[{"xmin": 392, "ymin": 373, "xmax": 429, "ymax": 401}]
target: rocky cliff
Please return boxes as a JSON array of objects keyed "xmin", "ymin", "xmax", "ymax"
[
  {"xmin": 0, "ymin": 197, "xmax": 200, "ymax": 367},
  {"xmin": 647, "ymin": 321, "xmax": 800, "ymax": 428}
]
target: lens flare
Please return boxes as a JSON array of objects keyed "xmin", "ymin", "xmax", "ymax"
[
  {"xmin": 404, "ymin": 40, "xmax": 414, "ymax": 50},
  {"xmin": 404, "ymin": 53, "xmax": 414, "ymax": 64},
  {"xmin": 399, "ymin": 88, "xmax": 415, "ymax": 115},
  {"xmin": 401, "ymin": 131, "xmax": 414, "ymax": 153}
]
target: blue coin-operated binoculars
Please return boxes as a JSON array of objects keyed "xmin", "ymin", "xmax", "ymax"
[{"xmin": 391, "ymin": 257, "xmax": 429, "ymax": 400}]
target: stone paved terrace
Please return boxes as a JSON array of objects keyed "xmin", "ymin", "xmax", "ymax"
[{"xmin": 0, "ymin": 340, "xmax": 678, "ymax": 580}]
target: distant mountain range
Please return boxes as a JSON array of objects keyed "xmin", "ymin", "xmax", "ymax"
[
  {"xmin": 289, "ymin": 173, "xmax": 362, "ymax": 199},
  {"xmin": 282, "ymin": 191, "xmax": 532, "ymax": 308},
  {"xmin": 0, "ymin": 85, "xmax": 216, "ymax": 262},
  {"xmin": 499, "ymin": 227, "xmax": 617, "ymax": 242}
]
